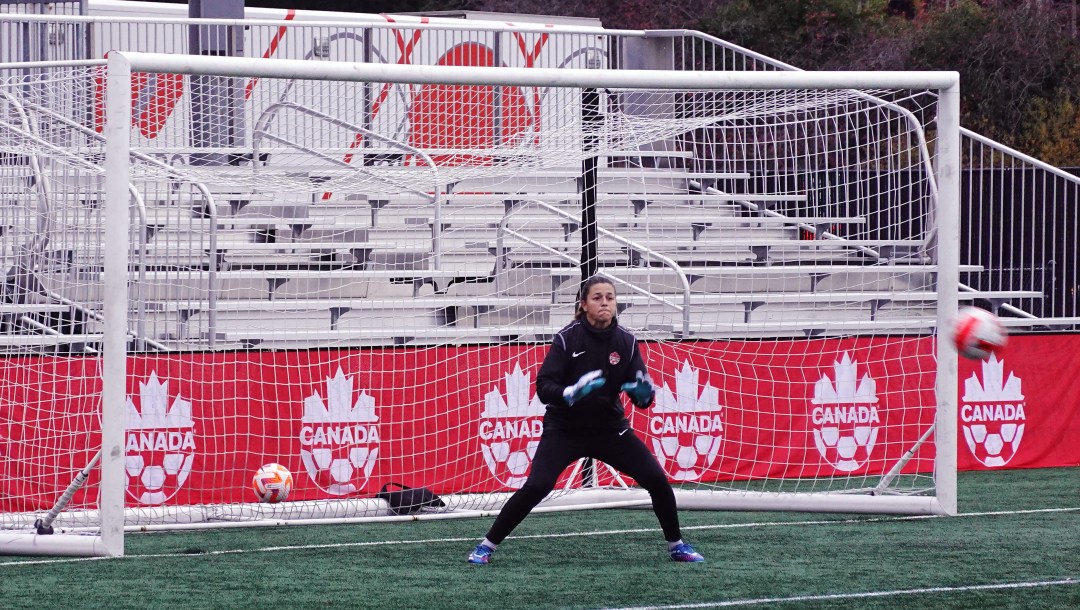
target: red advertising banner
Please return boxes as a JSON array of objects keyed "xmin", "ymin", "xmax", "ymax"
[
  {"xmin": 1, "ymin": 335, "xmax": 1077, "ymax": 512},
  {"xmin": 957, "ymin": 334, "xmax": 1080, "ymax": 471},
  {"xmin": 630, "ymin": 337, "xmax": 938, "ymax": 483}
]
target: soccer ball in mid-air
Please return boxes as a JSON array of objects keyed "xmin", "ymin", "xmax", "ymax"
[
  {"xmin": 952, "ymin": 307, "xmax": 1007, "ymax": 361},
  {"xmin": 252, "ymin": 463, "xmax": 294, "ymax": 503}
]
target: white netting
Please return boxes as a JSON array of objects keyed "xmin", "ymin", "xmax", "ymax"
[
  {"xmin": 129, "ymin": 79, "xmax": 914, "ymax": 191},
  {"xmin": 1, "ymin": 65, "xmax": 106, "ymax": 532},
  {"xmin": 1, "ymin": 60, "xmax": 951, "ymax": 539}
]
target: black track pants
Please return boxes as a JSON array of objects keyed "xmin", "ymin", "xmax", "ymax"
[{"xmin": 484, "ymin": 427, "xmax": 681, "ymax": 544}]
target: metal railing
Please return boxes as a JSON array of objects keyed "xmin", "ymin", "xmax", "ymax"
[
  {"xmin": 1, "ymin": 12, "xmax": 1074, "ymax": 330},
  {"xmin": 252, "ymin": 100, "xmax": 444, "ymax": 269},
  {"xmin": 495, "ymin": 199, "xmax": 692, "ymax": 336},
  {"xmin": 1, "ymin": 82, "xmax": 182, "ymax": 351},
  {"xmin": 669, "ymin": 30, "xmax": 1080, "ymax": 327}
]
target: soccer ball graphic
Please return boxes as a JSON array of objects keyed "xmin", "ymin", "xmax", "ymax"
[
  {"xmin": 813, "ymin": 425, "xmax": 878, "ymax": 472},
  {"xmin": 125, "ymin": 372, "xmax": 196, "ymax": 505},
  {"xmin": 483, "ymin": 440, "xmax": 540, "ymax": 488},
  {"xmin": 479, "ymin": 365, "xmax": 545, "ymax": 489},
  {"xmin": 653, "ymin": 434, "xmax": 722, "ymax": 481},
  {"xmin": 253, "ymin": 463, "xmax": 294, "ymax": 503},
  {"xmin": 953, "ymin": 307, "xmax": 1007, "ymax": 361},
  {"xmin": 963, "ymin": 423, "xmax": 1024, "ymax": 468},
  {"xmin": 305, "ymin": 445, "xmax": 378, "ymax": 495},
  {"xmin": 648, "ymin": 362, "xmax": 724, "ymax": 482}
]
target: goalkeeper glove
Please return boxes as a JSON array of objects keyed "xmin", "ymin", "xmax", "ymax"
[
  {"xmin": 563, "ymin": 370, "xmax": 605, "ymax": 405},
  {"xmin": 620, "ymin": 370, "xmax": 655, "ymax": 408}
]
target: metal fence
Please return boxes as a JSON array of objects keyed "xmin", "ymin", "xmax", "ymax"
[
  {"xmin": 0, "ymin": 11, "xmax": 1075, "ymax": 327},
  {"xmin": 665, "ymin": 31, "xmax": 1080, "ymax": 326}
]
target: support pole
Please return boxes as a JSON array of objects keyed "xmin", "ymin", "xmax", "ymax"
[
  {"xmin": 934, "ymin": 80, "xmax": 962, "ymax": 517},
  {"xmin": 102, "ymin": 51, "xmax": 133, "ymax": 557}
]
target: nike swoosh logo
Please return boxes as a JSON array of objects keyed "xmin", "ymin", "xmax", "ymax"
[
  {"xmin": 572, "ymin": 351, "xmax": 586, "ymax": 358},
  {"xmin": 619, "ymin": 429, "xmax": 629, "ymax": 436}
]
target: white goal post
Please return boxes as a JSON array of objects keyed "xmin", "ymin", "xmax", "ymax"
[{"xmin": 0, "ymin": 51, "xmax": 960, "ymax": 556}]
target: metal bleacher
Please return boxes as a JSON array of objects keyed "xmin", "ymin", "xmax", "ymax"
[
  {"xmin": 1, "ymin": 39, "xmax": 1049, "ymax": 355},
  {"xmin": 1, "ymin": 133, "xmax": 1045, "ymax": 353}
]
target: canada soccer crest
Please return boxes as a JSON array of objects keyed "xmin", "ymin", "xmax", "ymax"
[
  {"xmin": 647, "ymin": 362, "xmax": 724, "ymax": 481},
  {"xmin": 125, "ymin": 372, "xmax": 196, "ymax": 505},
  {"xmin": 479, "ymin": 364, "xmax": 545, "ymax": 489},
  {"xmin": 810, "ymin": 353, "xmax": 880, "ymax": 472},
  {"xmin": 300, "ymin": 368, "xmax": 379, "ymax": 495},
  {"xmin": 961, "ymin": 354, "xmax": 1025, "ymax": 467}
]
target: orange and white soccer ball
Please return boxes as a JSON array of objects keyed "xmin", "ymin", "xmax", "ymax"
[
  {"xmin": 952, "ymin": 307, "xmax": 1007, "ymax": 361},
  {"xmin": 252, "ymin": 463, "xmax": 293, "ymax": 503}
]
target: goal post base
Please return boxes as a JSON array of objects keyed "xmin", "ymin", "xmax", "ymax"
[
  {"xmin": 0, "ymin": 487, "xmax": 948, "ymax": 545},
  {"xmin": 0, "ymin": 533, "xmax": 114, "ymax": 557},
  {"xmin": 673, "ymin": 489, "xmax": 949, "ymax": 515}
]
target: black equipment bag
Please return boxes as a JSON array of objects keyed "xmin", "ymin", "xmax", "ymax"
[{"xmin": 376, "ymin": 482, "xmax": 445, "ymax": 515}]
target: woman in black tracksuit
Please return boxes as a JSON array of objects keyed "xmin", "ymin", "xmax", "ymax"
[{"xmin": 467, "ymin": 276, "xmax": 705, "ymax": 564}]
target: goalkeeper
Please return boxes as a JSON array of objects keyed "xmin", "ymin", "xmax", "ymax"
[{"xmin": 468, "ymin": 276, "xmax": 704, "ymax": 564}]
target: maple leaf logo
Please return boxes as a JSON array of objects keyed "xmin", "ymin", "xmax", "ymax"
[
  {"xmin": 963, "ymin": 354, "xmax": 1024, "ymax": 402},
  {"xmin": 654, "ymin": 361, "xmax": 722, "ymax": 413},
  {"xmin": 127, "ymin": 372, "xmax": 192, "ymax": 429},
  {"xmin": 303, "ymin": 368, "xmax": 376, "ymax": 423},
  {"xmin": 124, "ymin": 371, "xmax": 195, "ymax": 505},
  {"xmin": 809, "ymin": 353, "xmax": 880, "ymax": 473},
  {"xmin": 648, "ymin": 362, "xmax": 724, "ymax": 482},
  {"xmin": 478, "ymin": 363, "xmax": 544, "ymax": 490},
  {"xmin": 299, "ymin": 368, "xmax": 379, "ymax": 496},
  {"xmin": 960, "ymin": 354, "xmax": 1026, "ymax": 468},
  {"xmin": 812, "ymin": 353, "xmax": 878, "ymax": 404},
  {"xmin": 481, "ymin": 364, "xmax": 544, "ymax": 418}
]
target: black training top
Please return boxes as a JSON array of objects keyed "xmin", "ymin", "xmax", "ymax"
[{"xmin": 536, "ymin": 316, "xmax": 652, "ymax": 431}]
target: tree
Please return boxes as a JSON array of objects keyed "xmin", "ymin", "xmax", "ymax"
[
  {"xmin": 697, "ymin": 0, "xmax": 1080, "ymax": 165},
  {"xmin": 908, "ymin": 0, "xmax": 1080, "ymax": 163}
]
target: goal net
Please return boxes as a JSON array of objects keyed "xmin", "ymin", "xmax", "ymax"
[{"xmin": 0, "ymin": 54, "xmax": 960, "ymax": 556}]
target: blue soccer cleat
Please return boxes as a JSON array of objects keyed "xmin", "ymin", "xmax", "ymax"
[
  {"xmin": 468, "ymin": 544, "xmax": 495, "ymax": 564},
  {"xmin": 669, "ymin": 543, "xmax": 705, "ymax": 563}
]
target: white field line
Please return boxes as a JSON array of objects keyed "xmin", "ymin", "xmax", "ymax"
[
  {"xmin": 0, "ymin": 506, "xmax": 1076, "ymax": 568},
  {"xmin": 596, "ymin": 578, "xmax": 1079, "ymax": 610}
]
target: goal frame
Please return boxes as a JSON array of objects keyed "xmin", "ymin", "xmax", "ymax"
[{"xmin": 0, "ymin": 51, "xmax": 961, "ymax": 556}]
